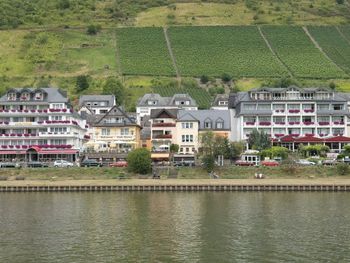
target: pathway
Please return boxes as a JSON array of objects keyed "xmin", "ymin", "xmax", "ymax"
[{"xmin": 163, "ymin": 27, "xmax": 181, "ymax": 81}]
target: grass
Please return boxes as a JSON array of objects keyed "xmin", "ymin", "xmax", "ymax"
[{"xmin": 116, "ymin": 27, "xmax": 175, "ymax": 76}]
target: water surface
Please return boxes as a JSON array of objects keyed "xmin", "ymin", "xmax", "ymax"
[{"xmin": 0, "ymin": 192, "xmax": 349, "ymax": 262}]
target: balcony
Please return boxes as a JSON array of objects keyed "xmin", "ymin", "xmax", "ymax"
[
  {"xmin": 152, "ymin": 123, "xmax": 176, "ymax": 127},
  {"xmin": 0, "ymin": 109, "xmax": 71, "ymax": 114},
  {"xmin": 274, "ymin": 134, "xmax": 285, "ymax": 137},
  {"xmin": 333, "ymin": 121, "xmax": 345, "ymax": 125},
  {"xmin": 274, "ymin": 122, "xmax": 285, "ymax": 125},
  {"xmin": 153, "ymin": 134, "xmax": 172, "ymax": 139},
  {"xmin": 0, "ymin": 144, "xmax": 73, "ymax": 150},
  {"xmin": 245, "ymin": 122, "xmax": 256, "ymax": 126},
  {"xmin": 288, "ymin": 109, "xmax": 300, "ymax": 114},
  {"xmin": 303, "ymin": 109, "xmax": 315, "ymax": 113},
  {"xmin": 303, "ymin": 121, "xmax": 315, "ymax": 126},
  {"xmin": 288, "ymin": 122, "xmax": 300, "ymax": 125}
]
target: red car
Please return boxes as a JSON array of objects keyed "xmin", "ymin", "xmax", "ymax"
[
  {"xmin": 235, "ymin": 160, "xmax": 255, "ymax": 166},
  {"xmin": 261, "ymin": 160, "xmax": 279, "ymax": 167},
  {"xmin": 109, "ymin": 160, "xmax": 128, "ymax": 167}
]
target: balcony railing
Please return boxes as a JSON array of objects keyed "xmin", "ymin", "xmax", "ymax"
[
  {"xmin": 303, "ymin": 109, "xmax": 315, "ymax": 113},
  {"xmin": 154, "ymin": 134, "xmax": 172, "ymax": 139},
  {"xmin": 245, "ymin": 122, "xmax": 256, "ymax": 125},
  {"xmin": 259, "ymin": 121, "xmax": 271, "ymax": 126},
  {"xmin": 288, "ymin": 109, "xmax": 300, "ymax": 113},
  {"xmin": 318, "ymin": 122, "xmax": 330, "ymax": 126},
  {"xmin": 152, "ymin": 123, "xmax": 176, "ymax": 127},
  {"xmin": 333, "ymin": 121, "xmax": 345, "ymax": 125},
  {"xmin": 274, "ymin": 122, "xmax": 285, "ymax": 125},
  {"xmin": 0, "ymin": 109, "xmax": 71, "ymax": 114},
  {"xmin": 303, "ymin": 121, "xmax": 315, "ymax": 126},
  {"xmin": 288, "ymin": 122, "xmax": 300, "ymax": 125},
  {"xmin": 0, "ymin": 144, "xmax": 73, "ymax": 149}
]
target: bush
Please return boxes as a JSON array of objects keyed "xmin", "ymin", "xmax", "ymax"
[
  {"xmin": 221, "ymin": 73, "xmax": 232, "ymax": 83},
  {"xmin": 200, "ymin": 75, "xmax": 209, "ymax": 84},
  {"xmin": 75, "ymin": 75, "xmax": 89, "ymax": 92},
  {"xmin": 202, "ymin": 154, "xmax": 215, "ymax": 173},
  {"xmin": 127, "ymin": 148, "xmax": 152, "ymax": 174},
  {"xmin": 336, "ymin": 163, "xmax": 349, "ymax": 176},
  {"xmin": 87, "ymin": 24, "xmax": 101, "ymax": 35},
  {"xmin": 281, "ymin": 159, "xmax": 298, "ymax": 175}
]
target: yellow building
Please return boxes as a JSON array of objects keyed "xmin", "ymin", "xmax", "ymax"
[{"xmin": 88, "ymin": 106, "xmax": 141, "ymax": 153}]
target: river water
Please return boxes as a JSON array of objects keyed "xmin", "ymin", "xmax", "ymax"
[{"xmin": 0, "ymin": 192, "xmax": 349, "ymax": 262}]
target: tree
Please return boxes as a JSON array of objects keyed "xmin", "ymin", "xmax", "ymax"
[
  {"xmin": 127, "ymin": 148, "xmax": 152, "ymax": 174},
  {"xmin": 202, "ymin": 154, "xmax": 215, "ymax": 173},
  {"xmin": 336, "ymin": 0, "xmax": 344, "ymax": 4},
  {"xmin": 221, "ymin": 73, "xmax": 232, "ymax": 83},
  {"xmin": 87, "ymin": 24, "xmax": 101, "ymax": 35},
  {"xmin": 228, "ymin": 141, "xmax": 244, "ymax": 162},
  {"xmin": 247, "ymin": 129, "xmax": 271, "ymax": 151},
  {"xmin": 200, "ymin": 131, "xmax": 215, "ymax": 156},
  {"xmin": 58, "ymin": 0, "xmax": 70, "ymax": 9},
  {"xmin": 261, "ymin": 146, "xmax": 289, "ymax": 160},
  {"xmin": 102, "ymin": 77, "xmax": 126, "ymax": 105},
  {"xmin": 329, "ymin": 82, "xmax": 336, "ymax": 90},
  {"xmin": 75, "ymin": 75, "xmax": 89, "ymax": 92},
  {"xmin": 299, "ymin": 144, "xmax": 329, "ymax": 157},
  {"xmin": 200, "ymin": 75, "xmax": 209, "ymax": 84},
  {"xmin": 170, "ymin": 144, "xmax": 179, "ymax": 153}
]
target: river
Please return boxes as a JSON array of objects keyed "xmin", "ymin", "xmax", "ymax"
[{"xmin": 0, "ymin": 192, "xmax": 349, "ymax": 262}]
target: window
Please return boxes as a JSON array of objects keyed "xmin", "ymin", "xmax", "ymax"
[
  {"xmin": 52, "ymin": 116, "xmax": 62, "ymax": 121},
  {"xmin": 317, "ymin": 104, "xmax": 329, "ymax": 110},
  {"xmin": 147, "ymin": 100, "xmax": 157, "ymax": 105},
  {"xmin": 7, "ymin": 93, "xmax": 16, "ymax": 101},
  {"xmin": 51, "ymin": 103, "xmax": 64, "ymax": 109},
  {"xmin": 216, "ymin": 122, "xmax": 223, "ymax": 129},
  {"xmin": 182, "ymin": 122, "xmax": 193, "ymax": 129},
  {"xmin": 218, "ymin": 101, "xmax": 228, "ymax": 106},
  {"xmin": 204, "ymin": 121, "xmax": 212, "ymax": 129},
  {"xmin": 333, "ymin": 104, "xmax": 343, "ymax": 111},
  {"xmin": 257, "ymin": 104, "xmax": 271, "ymax": 110},
  {"xmin": 243, "ymin": 104, "xmax": 256, "ymax": 110},
  {"xmin": 121, "ymin": 128, "xmax": 129, "ymax": 135},
  {"xmin": 181, "ymin": 135, "xmax": 193, "ymax": 143},
  {"xmin": 100, "ymin": 110, "xmax": 108, "ymax": 114},
  {"xmin": 101, "ymin": 129, "xmax": 110, "ymax": 136}
]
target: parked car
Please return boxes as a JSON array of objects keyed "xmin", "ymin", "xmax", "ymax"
[
  {"xmin": 235, "ymin": 160, "xmax": 255, "ymax": 166},
  {"xmin": 54, "ymin": 160, "xmax": 74, "ymax": 168},
  {"xmin": 81, "ymin": 159, "xmax": 102, "ymax": 167},
  {"xmin": 322, "ymin": 159, "xmax": 338, "ymax": 166},
  {"xmin": 261, "ymin": 160, "xmax": 279, "ymax": 167},
  {"xmin": 109, "ymin": 160, "xmax": 128, "ymax": 167},
  {"xmin": 295, "ymin": 159, "xmax": 316, "ymax": 166},
  {"xmin": 174, "ymin": 160, "xmax": 195, "ymax": 167},
  {"xmin": 0, "ymin": 162, "xmax": 21, "ymax": 168},
  {"xmin": 27, "ymin": 161, "xmax": 49, "ymax": 168}
]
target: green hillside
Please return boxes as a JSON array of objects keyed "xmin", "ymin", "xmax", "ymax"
[{"xmin": 2, "ymin": 1, "xmax": 350, "ymax": 110}]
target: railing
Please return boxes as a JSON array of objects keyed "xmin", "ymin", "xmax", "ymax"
[
  {"xmin": 99, "ymin": 135, "xmax": 135, "ymax": 140},
  {"xmin": 153, "ymin": 134, "xmax": 172, "ymax": 139},
  {"xmin": 0, "ymin": 109, "xmax": 71, "ymax": 114},
  {"xmin": 152, "ymin": 123, "xmax": 176, "ymax": 127},
  {"xmin": 0, "ymin": 144, "xmax": 73, "ymax": 149}
]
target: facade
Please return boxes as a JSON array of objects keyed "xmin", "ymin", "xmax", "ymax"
[
  {"xmin": 211, "ymin": 94, "xmax": 229, "ymax": 110},
  {"xmin": 229, "ymin": 86, "xmax": 350, "ymax": 143},
  {"xmin": 177, "ymin": 110, "xmax": 231, "ymax": 155},
  {"xmin": 0, "ymin": 88, "xmax": 87, "ymax": 162},
  {"xmin": 136, "ymin": 93, "xmax": 197, "ymax": 124},
  {"xmin": 78, "ymin": 95, "xmax": 115, "ymax": 115},
  {"xmin": 87, "ymin": 105, "xmax": 141, "ymax": 153}
]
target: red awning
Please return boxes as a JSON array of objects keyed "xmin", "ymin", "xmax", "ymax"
[
  {"xmin": 38, "ymin": 150, "xmax": 78, "ymax": 155},
  {"xmin": 0, "ymin": 150, "xmax": 26, "ymax": 155},
  {"xmin": 294, "ymin": 136, "xmax": 324, "ymax": 143},
  {"xmin": 278, "ymin": 135, "xmax": 298, "ymax": 143},
  {"xmin": 324, "ymin": 135, "xmax": 350, "ymax": 143}
]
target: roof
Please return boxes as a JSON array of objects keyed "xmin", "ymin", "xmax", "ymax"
[
  {"xmin": 295, "ymin": 135, "xmax": 325, "ymax": 143},
  {"xmin": 324, "ymin": 135, "xmax": 350, "ymax": 143},
  {"xmin": 177, "ymin": 110, "xmax": 231, "ymax": 130},
  {"xmin": 137, "ymin": 93, "xmax": 197, "ymax": 107},
  {"xmin": 274, "ymin": 135, "xmax": 350, "ymax": 143},
  {"xmin": 212, "ymin": 94, "xmax": 229, "ymax": 107},
  {"xmin": 0, "ymin": 88, "xmax": 68, "ymax": 103},
  {"xmin": 150, "ymin": 108, "xmax": 178, "ymax": 119},
  {"xmin": 79, "ymin": 95, "xmax": 115, "ymax": 107},
  {"xmin": 94, "ymin": 105, "xmax": 139, "ymax": 127}
]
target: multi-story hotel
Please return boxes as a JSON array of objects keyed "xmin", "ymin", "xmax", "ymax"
[
  {"xmin": 0, "ymin": 88, "xmax": 87, "ymax": 162},
  {"xmin": 229, "ymin": 86, "xmax": 350, "ymax": 151}
]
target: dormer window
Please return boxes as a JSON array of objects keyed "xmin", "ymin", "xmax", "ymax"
[
  {"xmin": 218, "ymin": 101, "xmax": 228, "ymax": 106},
  {"xmin": 204, "ymin": 120, "xmax": 212, "ymax": 129},
  {"xmin": 20, "ymin": 93, "xmax": 30, "ymax": 101},
  {"xmin": 148, "ymin": 100, "xmax": 157, "ymax": 105},
  {"xmin": 35, "ymin": 92, "xmax": 43, "ymax": 101},
  {"xmin": 216, "ymin": 121, "xmax": 224, "ymax": 129},
  {"xmin": 7, "ymin": 93, "xmax": 16, "ymax": 101}
]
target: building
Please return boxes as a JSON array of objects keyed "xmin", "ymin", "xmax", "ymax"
[
  {"xmin": 78, "ymin": 95, "xmax": 116, "ymax": 115},
  {"xmin": 177, "ymin": 110, "xmax": 231, "ymax": 155},
  {"xmin": 136, "ymin": 93, "xmax": 197, "ymax": 124},
  {"xmin": 229, "ymin": 86, "xmax": 350, "ymax": 151},
  {"xmin": 86, "ymin": 105, "xmax": 141, "ymax": 154},
  {"xmin": 211, "ymin": 94, "xmax": 229, "ymax": 110},
  {"xmin": 0, "ymin": 88, "xmax": 87, "ymax": 162}
]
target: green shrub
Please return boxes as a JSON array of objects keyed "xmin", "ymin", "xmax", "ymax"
[
  {"xmin": 336, "ymin": 163, "xmax": 349, "ymax": 176},
  {"xmin": 127, "ymin": 148, "xmax": 152, "ymax": 174}
]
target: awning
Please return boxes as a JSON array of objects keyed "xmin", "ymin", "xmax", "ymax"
[
  {"xmin": 38, "ymin": 150, "xmax": 79, "ymax": 155},
  {"xmin": 324, "ymin": 135, "xmax": 350, "ymax": 143},
  {"xmin": 0, "ymin": 150, "xmax": 26, "ymax": 155}
]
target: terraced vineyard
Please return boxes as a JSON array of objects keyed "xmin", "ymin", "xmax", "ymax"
[
  {"xmin": 260, "ymin": 26, "xmax": 347, "ymax": 79},
  {"xmin": 167, "ymin": 26, "xmax": 288, "ymax": 78},
  {"xmin": 308, "ymin": 26, "xmax": 350, "ymax": 74},
  {"xmin": 153, "ymin": 86, "xmax": 212, "ymax": 109},
  {"xmin": 116, "ymin": 27, "xmax": 175, "ymax": 76}
]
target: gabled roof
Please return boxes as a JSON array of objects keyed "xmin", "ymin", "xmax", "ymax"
[
  {"xmin": 212, "ymin": 94, "xmax": 229, "ymax": 107},
  {"xmin": 137, "ymin": 93, "xmax": 197, "ymax": 107},
  {"xmin": 94, "ymin": 105, "xmax": 138, "ymax": 127},
  {"xmin": 79, "ymin": 95, "xmax": 115, "ymax": 107},
  {"xmin": 150, "ymin": 108, "xmax": 178, "ymax": 119},
  {"xmin": 0, "ymin": 87, "xmax": 68, "ymax": 103},
  {"xmin": 177, "ymin": 110, "xmax": 230, "ymax": 130}
]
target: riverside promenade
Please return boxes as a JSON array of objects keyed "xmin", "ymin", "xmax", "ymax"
[{"xmin": 1, "ymin": 178, "xmax": 350, "ymax": 192}]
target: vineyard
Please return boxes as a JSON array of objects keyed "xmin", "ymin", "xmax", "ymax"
[
  {"xmin": 338, "ymin": 26, "xmax": 350, "ymax": 43},
  {"xmin": 116, "ymin": 27, "xmax": 175, "ymax": 76},
  {"xmin": 308, "ymin": 26, "xmax": 350, "ymax": 74},
  {"xmin": 260, "ymin": 26, "xmax": 347, "ymax": 79},
  {"xmin": 167, "ymin": 26, "xmax": 288, "ymax": 78},
  {"xmin": 153, "ymin": 85, "xmax": 212, "ymax": 109}
]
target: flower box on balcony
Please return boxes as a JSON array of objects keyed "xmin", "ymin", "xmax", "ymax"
[
  {"xmin": 4, "ymin": 121, "xmax": 9, "ymax": 125},
  {"xmin": 24, "ymin": 134, "xmax": 29, "ymax": 137},
  {"xmin": 24, "ymin": 110, "xmax": 28, "ymax": 113},
  {"xmin": 11, "ymin": 110, "xmax": 16, "ymax": 112},
  {"xmin": 22, "ymin": 145, "xmax": 28, "ymax": 149},
  {"xmin": 30, "ymin": 110, "xmax": 36, "ymax": 113},
  {"xmin": 274, "ymin": 122, "xmax": 285, "ymax": 125},
  {"xmin": 10, "ymin": 134, "xmax": 15, "ymax": 137},
  {"xmin": 305, "ymin": 133, "xmax": 315, "ymax": 136},
  {"xmin": 259, "ymin": 121, "xmax": 271, "ymax": 126},
  {"xmin": 17, "ymin": 134, "xmax": 22, "ymax": 137},
  {"xmin": 44, "ymin": 110, "xmax": 48, "ymax": 113},
  {"xmin": 290, "ymin": 134, "xmax": 299, "ymax": 137},
  {"xmin": 288, "ymin": 109, "xmax": 300, "ymax": 113},
  {"xmin": 15, "ymin": 145, "xmax": 20, "ymax": 149},
  {"xmin": 156, "ymin": 134, "xmax": 172, "ymax": 139},
  {"xmin": 84, "ymin": 135, "xmax": 91, "ymax": 139},
  {"xmin": 38, "ymin": 110, "xmax": 42, "ymax": 113},
  {"xmin": 275, "ymin": 134, "xmax": 284, "ymax": 137},
  {"xmin": 62, "ymin": 109, "xmax": 67, "ymax": 112},
  {"xmin": 8, "ymin": 145, "xmax": 14, "ymax": 148},
  {"xmin": 303, "ymin": 121, "xmax": 314, "ymax": 125},
  {"xmin": 304, "ymin": 109, "xmax": 314, "ymax": 113},
  {"xmin": 1, "ymin": 145, "xmax": 7, "ymax": 149},
  {"xmin": 333, "ymin": 121, "xmax": 344, "ymax": 125},
  {"xmin": 318, "ymin": 122, "xmax": 329, "ymax": 126},
  {"xmin": 245, "ymin": 122, "xmax": 255, "ymax": 125},
  {"xmin": 4, "ymin": 134, "xmax": 9, "ymax": 137},
  {"xmin": 4, "ymin": 110, "xmax": 9, "ymax": 113}
]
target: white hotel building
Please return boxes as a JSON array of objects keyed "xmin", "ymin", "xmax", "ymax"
[
  {"xmin": 230, "ymin": 87, "xmax": 350, "ymax": 148},
  {"xmin": 0, "ymin": 88, "xmax": 87, "ymax": 162}
]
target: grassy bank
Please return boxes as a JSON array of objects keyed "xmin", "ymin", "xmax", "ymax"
[{"xmin": 0, "ymin": 165, "xmax": 349, "ymax": 182}]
